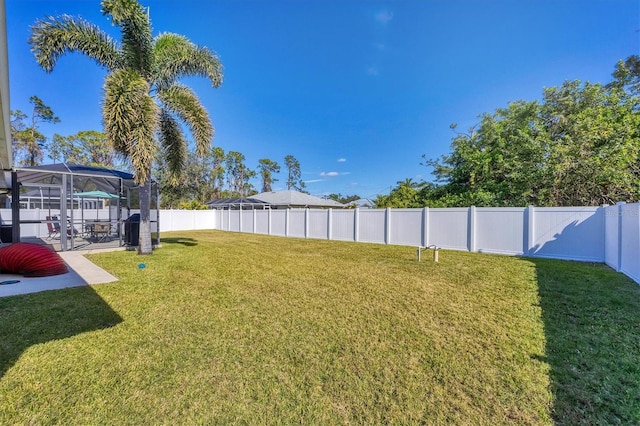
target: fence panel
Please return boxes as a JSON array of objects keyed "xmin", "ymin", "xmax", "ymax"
[
  {"xmin": 604, "ymin": 205, "xmax": 619, "ymax": 270},
  {"xmin": 620, "ymin": 204, "xmax": 640, "ymax": 282},
  {"xmin": 530, "ymin": 207, "xmax": 603, "ymax": 261},
  {"xmin": 389, "ymin": 209, "xmax": 423, "ymax": 246},
  {"xmin": 308, "ymin": 210, "xmax": 329, "ymax": 240},
  {"xmin": 270, "ymin": 210, "xmax": 287, "ymax": 236},
  {"xmin": 241, "ymin": 210, "xmax": 254, "ymax": 233},
  {"xmin": 164, "ymin": 210, "xmax": 191, "ymax": 231},
  {"xmin": 475, "ymin": 208, "xmax": 526, "ymax": 255},
  {"xmin": 255, "ymin": 210, "xmax": 269, "ymax": 234},
  {"xmin": 359, "ymin": 209, "xmax": 386, "ymax": 244},
  {"xmin": 428, "ymin": 208, "xmax": 468, "ymax": 250},
  {"xmin": 229, "ymin": 210, "xmax": 240, "ymax": 232},
  {"xmin": 218, "ymin": 210, "xmax": 228, "ymax": 231},
  {"xmin": 331, "ymin": 209, "xmax": 355, "ymax": 241},
  {"xmin": 288, "ymin": 209, "xmax": 306, "ymax": 238}
]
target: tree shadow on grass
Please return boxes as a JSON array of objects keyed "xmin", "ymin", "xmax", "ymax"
[
  {"xmin": 161, "ymin": 237, "xmax": 198, "ymax": 246},
  {"xmin": 533, "ymin": 258, "xmax": 640, "ymax": 425},
  {"xmin": 0, "ymin": 286, "xmax": 122, "ymax": 379}
]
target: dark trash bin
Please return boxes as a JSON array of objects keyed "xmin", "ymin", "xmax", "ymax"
[
  {"xmin": 124, "ymin": 214, "xmax": 140, "ymax": 246},
  {"xmin": 0, "ymin": 225, "xmax": 12, "ymax": 243}
]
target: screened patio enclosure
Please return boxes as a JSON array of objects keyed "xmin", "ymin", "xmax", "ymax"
[{"xmin": 6, "ymin": 163, "xmax": 159, "ymax": 251}]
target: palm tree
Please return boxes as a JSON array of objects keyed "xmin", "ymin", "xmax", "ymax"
[{"xmin": 29, "ymin": 0, "xmax": 223, "ymax": 254}]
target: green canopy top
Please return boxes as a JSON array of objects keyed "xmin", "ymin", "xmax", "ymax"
[{"xmin": 73, "ymin": 190, "xmax": 122, "ymax": 199}]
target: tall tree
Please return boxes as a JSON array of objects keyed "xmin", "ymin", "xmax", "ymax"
[
  {"xmin": 419, "ymin": 65, "xmax": 640, "ymax": 207},
  {"xmin": 284, "ymin": 154, "xmax": 306, "ymax": 192},
  {"xmin": 211, "ymin": 146, "xmax": 226, "ymax": 196},
  {"xmin": 50, "ymin": 130, "xmax": 122, "ymax": 168},
  {"xmin": 10, "ymin": 96, "xmax": 60, "ymax": 166},
  {"xmin": 257, "ymin": 158, "xmax": 280, "ymax": 192},
  {"xmin": 30, "ymin": 0, "xmax": 223, "ymax": 254},
  {"xmin": 225, "ymin": 151, "xmax": 255, "ymax": 196},
  {"xmin": 156, "ymin": 149, "xmax": 219, "ymax": 208}
]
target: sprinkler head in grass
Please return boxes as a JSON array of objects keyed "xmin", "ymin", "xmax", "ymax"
[{"xmin": 138, "ymin": 263, "xmax": 146, "ymax": 269}]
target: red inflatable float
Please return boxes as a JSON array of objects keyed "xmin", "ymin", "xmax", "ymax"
[{"xmin": 0, "ymin": 242, "xmax": 69, "ymax": 277}]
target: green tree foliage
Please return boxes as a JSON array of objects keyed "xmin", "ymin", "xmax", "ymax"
[
  {"xmin": 177, "ymin": 199, "xmax": 209, "ymax": 210},
  {"xmin": 50, "ymin": 130, "xmax": 124, "ymax": 168},
  {"xmin": 10, "ymin": 96, "xmax": 60, "ymax": 166},
  {"xmin": 383, "ymin": 56, "xmax": 640, "ymax": 208},
  {"xmin": 258, "ymin": 158, "xmax": 280, "ymax": 192},
  {"xmin": 324, "ymin": 193, "xmax": 361, "ymax": 204},
  {"xmin": 284, "ymin": 154, "xmax": 306, "ymax": 192},
  {"xmin": 211, "ymin": 146, "xmax": 226, "ymax": 194},
  {"xmin": 156, "ymin": 148, "xmax": 222, "ymax": 208},
  {"xmin": 30, "ymin": 0, "xmax": 223, "ymax": 253},
  {"xmin": 225, "ymin": 151, "xmax": 255, "ymax": 196},
  {"xmin": 375, "ymin": 179, "xmax": 433, "ymax": 208}
]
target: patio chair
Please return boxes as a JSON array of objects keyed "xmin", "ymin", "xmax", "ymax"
[
  {"xmin": 52, "ymin": 216, "xmax": 63, "ymax": 239},
  {"xmin": 45, "ymin": 216, "xmax": 60, "ymax": 240},
  {"xmin": 67, "ymin": 222, "xmax": 81, "ymax": 238},
  {"xmin": 49, "ymin": 216, "xmax": 80, "ymax": 239},
  {"xmin": 92, "ymin": 222, "xmax": 111, "ymax": 242}
]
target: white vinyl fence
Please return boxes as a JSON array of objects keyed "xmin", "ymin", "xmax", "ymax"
[
  {"xmin": 5, "ymin": 204, "xmax": 640, "ymax": 284},
  {"xmin": 210, "ymin": 206, "xmax": 606, "ymax": 260},
  {"xmin": 203, "ymin": 204, "xmax": 638, "ymax": 284},
  {"xmin": 604, "ymin": 203, "xmax": 640, "ymax": 284}
]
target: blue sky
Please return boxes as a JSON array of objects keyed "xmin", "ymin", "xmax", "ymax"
[{"xmin": 6, "ymin": 0, "xmax": 639, "ymax": 199}]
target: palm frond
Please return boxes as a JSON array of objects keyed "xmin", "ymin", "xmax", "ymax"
[
  {"xmin": 153, "ymin": 32, "xmax": 223, "ymax": 88},
  {"xmin": 158, "ymin": 110, "xmax": 187, "ymax": 182},
  {"xmin": 103, "ymin": 69, "xmax": 158, "ymax": 184},
  {"xmin": 29, "ymin": 15, "xmax": 122, "ymax": 72},
  {"xmin": 102, "ymin": 0, "xmax": 153, "ymax": 75},
  {"xmin": 157, "ymin": 84, "xmax": 213, "ymax": 155}
]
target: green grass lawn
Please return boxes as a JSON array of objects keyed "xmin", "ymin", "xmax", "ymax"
[{"xmin": 1, "ymin": 231, "xmax": 639, "ymax": 424}]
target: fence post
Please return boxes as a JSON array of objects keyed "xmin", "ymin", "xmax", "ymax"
[
  {"xmin": 327, "ymin": 208, "xmax": 332, "ymax": 240},
  {"xmin": 253, "ymin": 209, "xmax": 257, "ymax": 234},
  {"xmin": 422, "ymin": 207, "xmax": 429, "ymax": 247},
  {"xmin": 468, "ymin": 206, "xmax": 476, "ymax": 252},
  {"xmin": 268, "ymin": 208, "xmax": 272, "ymax": 235},
  {"xmin": 354, "ymin": 208, "xmax": 360, "ymax": 242},
  {"xmin": 385, "ymin": 208, "xmax": 391, "ymax": 244},
  {"xmin": 527, "ymin": 205, "xmax": 535, "ymax": 256},
  {"xmin": 601, "ymin": 204, "xmax": 608, "ymax": 263},
  {"xmin": 305, "ymin": 208, "xmax": 309, "ymax": 238},
  {"xmin": 239, "ymin": 205, "xmax": 243, "ymax": 232},
  {"xmin": 35, "ymin": 207, "xmax": 41, "ymax": 237},
  {"xmin": 285, "ymin": 209, "xmax": 290, "ymax": 237},
  {"xmin": 617, "ymin": 201, "xmax": 625, "ymax": 272}
]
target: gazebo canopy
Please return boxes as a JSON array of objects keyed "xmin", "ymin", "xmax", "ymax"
[
  {"xmin": 207, "ymin": 197, "xmax": 269, "ymax": 210},
  {"xmin": 74, "ymin": 190, "xmax": 123, "ymax": 199},
  {"xmin": 15, "ymin": 163, "xmax": 137, "ymax": 193}
]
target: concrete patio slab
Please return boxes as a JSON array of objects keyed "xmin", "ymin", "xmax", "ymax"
[{"xmin": 0, "ymin": 247, "xmax": 122, "ymax": 298}]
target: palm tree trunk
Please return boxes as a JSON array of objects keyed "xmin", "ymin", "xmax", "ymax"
[{"xmin": 138, "ymin": 175, "xmax": 153, "ymax": 255}]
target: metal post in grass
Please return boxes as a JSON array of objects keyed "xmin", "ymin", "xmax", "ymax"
[{"xmin": 417, "ymin": 245, "xmax": 439, "ymax": 262}]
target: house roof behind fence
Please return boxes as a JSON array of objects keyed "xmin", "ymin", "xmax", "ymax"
[{"xmin": 252, "ymin": 190, "xmax": 345, "ymax": 208}]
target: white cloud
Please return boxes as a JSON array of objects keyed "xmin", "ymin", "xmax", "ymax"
[
  {"xmin": 320, "ymin": 171, "xmax": 339, "ymax": 177},
  {"xmin": 337, "ymin": 158, "xmax": 347, "ymax": 163},
  {"xmin": 367, "ymin": 67, "xmax": 379, "ymax": 76},
  {"xmin": 304, "ymin": 179, "xmax": 324, "ymax": 184},
  {"xmin": 341, "ymin": 172, "xmax": 351, "ymax": 176},
  {"xmin": 375, "ymin": 10, "xmax": 393, "ymax": 25}
]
